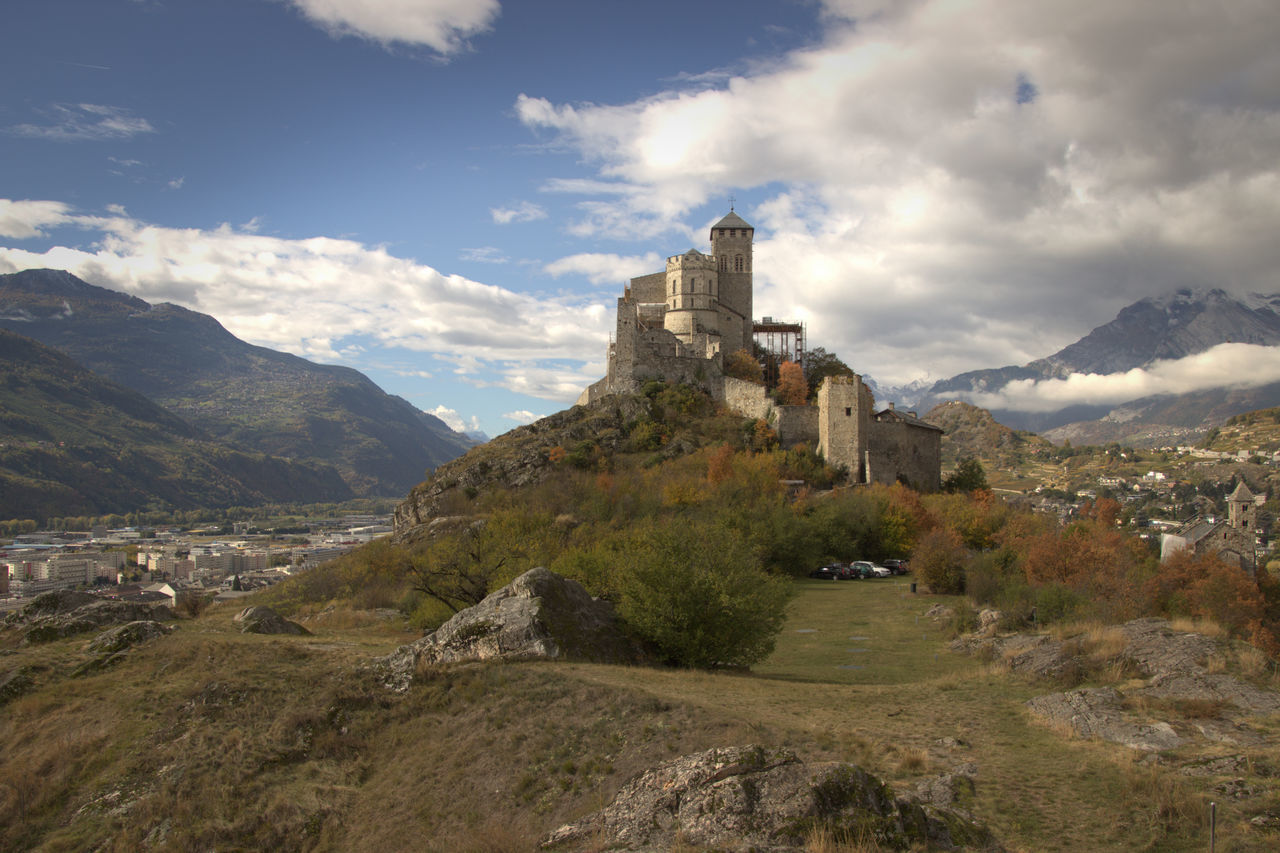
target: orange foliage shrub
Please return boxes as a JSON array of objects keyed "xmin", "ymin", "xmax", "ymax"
[
  {"xmin": 776, "ymin": 360, "xmax": 808, "ymax": 405},
  {"xmin": 706, "ymin": 444, "xmax": 734, "ymax": 485}
]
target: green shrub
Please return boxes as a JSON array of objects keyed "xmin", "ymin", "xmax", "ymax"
[{"xmin": 613, "ymin": 522, "xmax": 792, "ymax": 668}]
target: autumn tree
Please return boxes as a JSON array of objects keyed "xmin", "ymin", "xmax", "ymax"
[
  {"xmin": 914, "ymin": 527, "xmax": 967, "ymax": 594},
  {"xmin": 776, "ymin": 360, "xmax": 808, "ymax": 405},
  {"xmin": 724, "ymin": 348, "xmax": 764, "ymax": 384}
]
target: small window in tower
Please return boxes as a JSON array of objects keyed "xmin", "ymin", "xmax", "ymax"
[
  {"xmin": 719, "ymin": 256, "xmax": 727, "ymax": 271},
  {"xmin": 845, "ymin": 407, "xmax": 852, "ymax": 417},
  {"xmin": 734, "ymin": 255, "xmax": 744, "ymax": 272}
]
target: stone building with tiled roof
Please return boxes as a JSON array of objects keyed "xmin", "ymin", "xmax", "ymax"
[{"xmin": 1160, "ymin": 479, "xmax": 1262, "ymax": 576}]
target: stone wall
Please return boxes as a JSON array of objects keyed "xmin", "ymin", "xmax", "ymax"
[
  {"xmin": 776, "ymin": 405, "xmax": 819, "ymax": 448},
  {"xmin": 867, "ymin": 420, "xmax": 942, "ymax": 491},
  {"xmin": 722, "ymin": 377, "xmax": 772, "ymax": 420}
]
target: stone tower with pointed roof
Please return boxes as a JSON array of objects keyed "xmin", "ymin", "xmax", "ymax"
[
  {"xmin": 709, "ymin": 209, "xmax": 754, "ymax": 355},
  {"xmin": 1228, "ymin": 480, "xmax": 1257, "ymax": 532}
]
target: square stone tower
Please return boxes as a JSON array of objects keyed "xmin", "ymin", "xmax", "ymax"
[
  {"xmin": 710, "ymin": 209, "xmax": 753, "ymax": 355},
  {"xmin": 818, "ymin": 375, "xmax": 872, "ymax": 482}
]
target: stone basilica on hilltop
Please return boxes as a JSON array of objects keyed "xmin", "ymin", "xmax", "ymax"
[{"xmin": 578, "ymin": 209, "xmax": 943, "ymax": 490}]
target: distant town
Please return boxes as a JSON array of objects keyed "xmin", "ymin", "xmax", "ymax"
[{"xmin": 0, "ymin": 514, "xmax": 392, "ymax": 610}]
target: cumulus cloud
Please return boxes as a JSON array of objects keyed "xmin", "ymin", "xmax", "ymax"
[
  {"xmin": 959, "ymin": 344, "xmax": 1280, "ymax": 413},
  {"xmin": 544, "ymin": 252, "xmax": 663, "ymax": 286},
  {"xmin": 287, "ymin": 0, "xmax": 499, "ymax": 55},
  {"xmin": 490, "ymin": 201, "xmax": 547, "ymax": 224},
  {"xmin": 516, "ymin": 0, "xmax": 1280, "ymax": 390},
  {"xmin": 8, "ymin": 103, "xmax": 155, "ymax": 142},
  {"xmin": 502, "ymin": 409, "xmax": 543, "ymax": 425},
  {"xmin": 0, "ymin": 200, "xmax": 72, "ymax": 239},
  {"xmin": 428, "ymin": 404, "xmax": 481, "ymax": 433},
  {"xmin": 0, "ymin": 199, "xmax": 610, "ymax": 399}
]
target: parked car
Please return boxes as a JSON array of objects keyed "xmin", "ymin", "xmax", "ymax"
[
  {"xmin": 882, "ymin": 559, "xmax": 909, "ymax": 575},
  {"xmin": 808, "ymin": 565, "xmax": 842, "ymax": 581},
  {"xmin": 849, "ymin": 560, "xmax": 876, "ymax": 579},
  {"xmin": 869, "ymin": 564, "xmax": 893, "ymax": 578}
]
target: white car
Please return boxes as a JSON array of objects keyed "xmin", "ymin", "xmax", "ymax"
[{"xmin": 869, "ymin": 564, "xmax": 892, "ymax": 578}]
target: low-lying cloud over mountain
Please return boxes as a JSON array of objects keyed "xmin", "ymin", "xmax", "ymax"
[{"xmin": 917, "ymin": 290, "xmax": 1280, "ymax": 436}]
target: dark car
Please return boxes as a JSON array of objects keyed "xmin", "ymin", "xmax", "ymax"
[
  {"xmin": 882, "ymin": 559, "xmax": 909, "ymax": 575},
  {"xmin": 807, "ymin": 564, "xmax": 843, "ymax": 581},
  {"xmin": 849, "ymin": 560, "xmax": 876, "ymax": 579}
]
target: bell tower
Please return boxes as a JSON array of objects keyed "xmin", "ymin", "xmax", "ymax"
[{"xmin": 710, "ymin": 208, "xmax": 753, "ymax": 355}]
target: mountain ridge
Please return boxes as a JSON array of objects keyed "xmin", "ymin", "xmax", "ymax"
[
  {"xmin": 0, "ymin": 269, "xmax": 476, "ymax": 496},
  {"xmin": 908, "ymin": 288, "xmax": 1280, "ymax": 443},
  {"xmin": 0, "ymin": 328, "xmax": 353, "ymax": 519}
]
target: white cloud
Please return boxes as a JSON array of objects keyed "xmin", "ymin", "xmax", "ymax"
[
  {"xmin": 0, "ymin": 199, "xmax": 611, "ymax": 400},
  {"xmin": 516, "ymin": 1, "xmax": 1280, "ymax": 388},
  {"xmin": 167, "ymin": 177, "xmax": 185, "ymax": 190},
  {"xmin": 502, "ymin": 409, "xmax": 543, "ymax": 425},
  {"xmin": 544, "ymin": 252, "xmax": 663, "ymax": 286},
  {"xmin": 490, "ymin": 201, "xmax": 547, "ymax": 224},
  {"xmin": 8, "ymin": 103, "xmax": 155, "ymax": 142},
  {"xmin": 287, "ymin": 0, "xmax": 499, "ymax": 55},
  {"xmin": 460, "ymin": 246, "xmax": 508, "ymax": 263},
  {"xmin": 959, "ymin": 344, "xmax": 1280, "ymax": 413},
  {"xmin": 0, "ymin": 200, "xmax": 72, "ymax": 239},
  {"xmin": 427, "ymin": 404, "xmax": 480, "ymax": 433}
]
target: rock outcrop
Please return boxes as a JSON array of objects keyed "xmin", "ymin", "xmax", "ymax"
[
  {"xmin": 955, "ymin": 618, "xmax": 1280, "ymax": 753},
  {"xmin": 234, "ymin": 606, "xmax": 309, "ymax": 636},
  {"xmin": 5, "ymin": 592, "xmax": 173, "ymax": 645},
  {"xmin": 541, "ymin": 745, "xmax": 1003, "ymax": 852},
  {"xmin": 378, "ymin": 567, "xmax": 648, "ymax": 691},
  {"xmin": 1025, "ymin": 687, "xmax": 1183, "ymax": 752},
  {"xmin": 86, "ymin": 620, "xmax": 173, "ymax": 655}
]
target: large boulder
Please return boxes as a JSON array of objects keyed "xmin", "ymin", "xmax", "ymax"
[
  {"xmin": 541, "ymin": 745, "xmax": 1003, "ymax": 852},
  {"xmin": 235, "ymin": 606, "xmax": 309, "ymax": 636},
  {"xmin": 378, "ymin": 567, "xmax": 648, "ymax": 691}
]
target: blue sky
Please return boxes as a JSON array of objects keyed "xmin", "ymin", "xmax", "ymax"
[{"xmin": 4, "ymin": 0, "xmax": 1280, "ymax": 438}]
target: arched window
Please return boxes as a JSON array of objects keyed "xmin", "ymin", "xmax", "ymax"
[{"xmin": 718, "ymin": 256, "xmax": 727, "ymax": 272}]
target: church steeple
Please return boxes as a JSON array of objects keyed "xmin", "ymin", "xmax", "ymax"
[{"xmin": 1227, "ymin": 480, "xmax": 1258, "ymax": 531}]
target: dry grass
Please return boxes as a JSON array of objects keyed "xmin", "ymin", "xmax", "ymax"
[
  {"xmin": 803, "ymin": 825, "xmax": 892, "ymax": 852},
  {"xmin": 1168, "ymin": 617, "xmax": 1226, "ymax": 638},
  {"xmin": 2, "ymin": 580, "xmax": 1271, "ymax": 852}
]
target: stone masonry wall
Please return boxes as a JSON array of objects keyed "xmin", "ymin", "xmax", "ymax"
[
  {"xmin": 867, "ymin": 421, "xmax": 941, "ymax": 491},
  {"xmin": 776, "ymin": 405, "xmax": 819, "ymax": 448}
]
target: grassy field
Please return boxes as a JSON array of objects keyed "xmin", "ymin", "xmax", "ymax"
[{"xmin": 2, "ymin": 579, "xmax": 1273, "ymax": 851}]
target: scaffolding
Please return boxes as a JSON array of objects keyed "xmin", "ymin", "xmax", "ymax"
[{"xmin": 752, "ymin": 317, "xmax": 805, "ymax": 387}]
